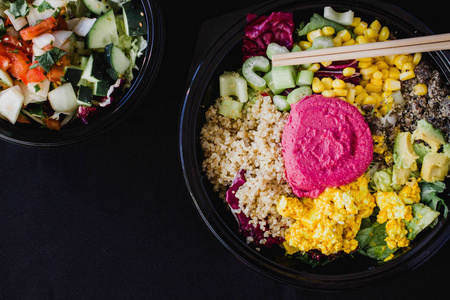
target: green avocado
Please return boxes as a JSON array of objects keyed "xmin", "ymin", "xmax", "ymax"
[
  {"xmin": 393, "ymin": 132, "xmax": 419, "ymax": 170},
  {"xmin": 421, "ymin": 152, "xmax": 450, "ymax": 182},
  {"xmin": 412, "ymin": 119, "xmax": 446, "ymax": 152}
]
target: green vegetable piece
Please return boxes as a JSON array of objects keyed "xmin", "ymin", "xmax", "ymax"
[
  {"xmin": 272, "ymin": 66, "xmax": 296, "ymax": 90},
  {"xmin": 393, "ymin": 132, "xmax": 419, "ymax": 170},
  {"xmin": 296, "ymin": 70, "xmax": 314, "ymax": 86},
  {"xmin": 307, "ymin": 36, "xmax": 335, "ymax": 50},
  {"xmin": 405, "ymin": 203, "xmax": 440, "ymax": 240},
  {"xmin": 218, "ymin": 97, "xmax": 243, "ymax": 119},
  {"xmin": 122, "ymin": 0, "xmax": 148, "ymax": 36},
  {"xmin": 372, "ymin": 168, "xmax": 393, "ymax": 192},
  {"xmin": 219, "ymin": 72, "xmax": 248, "ymax": 103},
  {"xmin": 287, "ymin": 86, "xmax": 312, "ymax": 105},
  {"xmin": 8, "ymin": 0, "xmax": 30, "ymax": 18},
  {"xmin": 419, "ymin": 181, "xmax": 448, "ymax": 219},
  {"xmin": 297, "ymin": 13, "xmax": 356, "ymax": 38},
  {"xmin": 242, "ymin": 56, "xmax": 270, "ymax": 91},
  {"xmin": 412, "ymin": 119, "xmax": 446, "ymax": 152},
  {"xmin": 413, "ymin": 142, "xmax": 432, "ymax": 165},
  {"xmin": 266, "ymin": 43, "xmax": 289, "ymax": 60},
  {"xmin": 263, "ymin": 71, "xmax": 284, "ymax": 95},
  {"xmin": 391, "ymin": 165, "xmax": 411, "ymax": 186},
  {"xmin": 420, "ymin": 151, "xmax": 450, "ymax": 182},
  {"xmin": 323, "ymin": 6, "xmax": 354, "ymax": 26},
  {"xmin": 272, "ymin": 95, "xmax": 290, "ymax": 111}
]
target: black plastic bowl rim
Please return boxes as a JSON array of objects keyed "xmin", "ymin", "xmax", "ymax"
[
  {"xmin": 0, "ymin": 0, "xmax": 164, "ymax": 147},
  {"xmin": 179, "ymin": 0, "xmax": 450, "ymax": 290}
]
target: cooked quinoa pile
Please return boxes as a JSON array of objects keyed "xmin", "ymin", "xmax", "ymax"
[{"xmin": 200, "ymin": 94, "xmax": 294, "ymax": 242}]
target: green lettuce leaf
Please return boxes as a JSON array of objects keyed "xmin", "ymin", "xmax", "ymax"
[
  {"xmin": 419, "ymin": 181, "xmax": 448, "ymax": 221},
  {"xmin": 297, "ymin": 13, "xmax": 356, "ymax": 38},
  {"xmin": 405, "ymin": 203, "xmax": 440, "ymax": 239}
]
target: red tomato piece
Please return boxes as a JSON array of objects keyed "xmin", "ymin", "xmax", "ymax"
[
  {"xmin": 0, "ymin": 55, "xmax": 11, "ymax": 72},
  {"xmin": 19, "ymin": 17, "xmax": 58, "ymax": 41},
  {"xmin": 27, "ymin": 65, "xmax": 46, "ymax": 83}
]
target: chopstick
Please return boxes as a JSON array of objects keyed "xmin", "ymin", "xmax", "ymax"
[{"xmin": 272, "ymin": 33, "xmax": 450, "ymax": 67}]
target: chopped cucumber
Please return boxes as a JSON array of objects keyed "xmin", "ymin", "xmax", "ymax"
[
  {"xmin": 307, "ymin": 36, "xmax": 335, "ymax": 50},
  {"xmin": 92, "ymin": 79, "xmax": 110, "ymax": 97},
  {"xmin": 122, "ymin": 0, "xmax": 147, "ymax": 37},
  {"xmin": 64, "ymin": 66, "xmax": 84, "ymax": 88},
  {"xmin": 219, "ymin": 72, "xmax": 248, "ymax": 103},
  {"xmin": 263, "ymin": 71, "xmax": 284, "ymax": 95},
  {"xmin": 218, "ymin": 97, "xmax": 243, "ymax": 119},
  {"xmin": 86, "ymin": 10, "xmax": 119, "ymax": 49},
  {"xmin": 104, "ymin": 43, "xmax": 131, "ymax": 80},
  {"xmin": 0, "ymin": 69, "xmax": 13, "ymax": 87},
  {"xmin": 242, "ymin": 56, "xmax": 270, "ymax": 91},
  {"xmin": 272, "ymin": 66, "xmax": 296, "ymax": 90},
  {"xmin": 81, "ymin": 54, "xmax": 104, "ymax": 83},
  {"xmin": 323, "ymin": 6, "xmax": 354, "ymax": 26},
  {"xmin": 266, "ymin": 43, "xmax": 289, "ymax": 60},
  {"xmin": 287, "ymin": 86, "xmax": 312, "ymax": 105},
  {"xmin": 291, "ymin": 44, "xmax": 302, "ymax": 52},
  {"xmin": 273, "ymin": 95, "xmax": 290, "ymax": 111},
  {"xmin": 296, "ymin": 70, "xmax": 314, "ymax": 86},
  {"xmin": 47, "ymin": 83, "xmax": 78, "ymax": 114},
  {"xmin": 77, "ymin": 85, "xmax": 93, "ymax": 106},
  {"xmin": 83, "ymin": 0, "xmax": 112, "ymax": 16}
]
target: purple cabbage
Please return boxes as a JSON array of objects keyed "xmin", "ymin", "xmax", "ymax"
[
  {"xmin": 77, "ymin": 106, "xmax": 97, "ymax": 125},
  {"xmin": 226, "ymin": 169, "xmax": 284, "ymax": 247},
  {"xmin": 242, "ymin": 12, "xmax": 295, "ymax": 62},
  {"xmin": 314, "ymin": 60, "xmax": 361, "ymax": 84}
]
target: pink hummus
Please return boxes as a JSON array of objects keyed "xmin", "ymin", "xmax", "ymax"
[{"xmin": 282, "ymin": 95, "xmax": 373, "ymax": 198}]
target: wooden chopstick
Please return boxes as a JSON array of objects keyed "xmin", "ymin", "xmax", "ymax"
[{"xmin": 272, "ymin": 33, "xmax": 450, "ymax": 67}]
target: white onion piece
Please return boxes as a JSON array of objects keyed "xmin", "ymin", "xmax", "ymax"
[
  {"xmin": 73, "ymin": 17, "xmax": 96, "ymax": 37},
  {"xmin": 32, "ymin": 33, "xmax": 56, "ymax": 49},
  {"xmin": 52, "ymin": 30, "xmax": 73, "ymax": 48},
  {"xmin": 4, "ymin": 10, "xmax": 27, "ymax": 31},
  {"xmin": 27, "ymin": 1, "xmax": 56, "ymax": 26}
]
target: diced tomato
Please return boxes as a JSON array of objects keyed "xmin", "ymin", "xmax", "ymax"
[
  {"xmin": 0, "ymin": 55, "xmax": 11, "ymax": 72},
  {"xmin": 27, "ymin": 65, "xmax": 46, "ymax": 83},
  {"xmin": 5, "ymin": 48, "xmax": 31, "ymax": 84},
  {"xmin": 47, "ymin": 65, "xmax": 65, "ymax": 84},
  {"xmin": 2, "ymin": 35, "xmax": 32, "ymax": 56},
  {"xmin": 19, "ymin": 17, "xmax": 58, "ymax": 41}
]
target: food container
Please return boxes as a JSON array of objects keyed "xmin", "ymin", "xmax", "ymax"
[
  {"xmin": 179, "ymin": 0, "xmax": 450, "ymax": 289},
  {"xmin": 0, "ymin": 0, "xmax": 164, "ymax": 147}
]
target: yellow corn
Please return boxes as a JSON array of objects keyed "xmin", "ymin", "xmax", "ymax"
[
  {"xmin": 322, "ymin": 90, "xmax": 336, "ymax": 97},
  {"xmin": 354, "ymin": 85, "xmax": 365, "ymax": 95},
  {"xmin": 378, "ymin": 26, "xmax": 390, "ymax": 41},
  {"xmin": 356, "ymin": 35, "xmax": 370, "ymax": 44},
  {"xmin": 358, "ymin": 60, "xmax": 372, "ymax": 68},
  {"xmin": 321, "ymin": 77, "xmax": 333, "ymax": 90},
  {"xmin": 355, "ymin": 92, "xmax": 369, "ymax": 104},
  {"xmin": 354, "ymin": 21, "xmax": 368, "ymax": 35},
  {"xmin": 332, "ymin": 78, "xmax": 346, "ymax": 89},
  {"xmin": 347, "ymin": 88, "xmax": 356, "ymax": 103},
  {"xmin": 343, "ymin": 67, "xmax": 356, "ymax": 77},
  {"xmin": 299, "ymin": 41, "xmax": 312, "ymax": 50},
  {"xmin": 372, "ymin": 70, "xmax": 383, "ymax": 80},
  {"xmin": 401, "ymin": 62, "xmax": 415, "ymax": 73},
  {"xmin": 394, "ymin": 55, "xmax": 410, "ymax": 69},
  {"xmin": 365, "ymin": 83, "xmax": 383, "ymax": 93},
  {"xmin": 351, "ymin": 17, "xmax": 362, "ymax": 27},
  {"xmin": 321, "ymin": 61, "xmax": 333, "ymax": 67},
  {"xmin": 364, "ymin": 28, "xmax": 378, "ymax": 39},
  {"xmin": 360, "ymin": 65, "xmax": 378, "ymax": 76},
  {"xmin": 412, "ymin": 53, "xmax": 422, "ymax": 65},
  {"xmin": 375, "ymin": 60, "xmax": 389, "ymax": 70},
  {"xmin": 308, "ymin": 63, "xmax": 321, "ymax": 72},
  {"xmin": 336, "ymin": 29, "xmax": 352, "ymax": 42},
  {"xmin": 413, "ymin": 83, "xmax": 428, "ymax": 96},
  {"xmin": 370, "ymin": 78, "xmax": 383, "ymax": 86},
  {"xmin": 362, "ymin": 95, "xmax": 377, "ymax": 105},
  {"xmin": 342, "ymin": 39, "xmax": 356, "ymax": 46},
  {"xmin": 334, "ymin": 88, "xmax": 348, "ymax": 97},
  {"xmin": 370, "ymin": 20, "xmax": 382, "ymax": 32},
  {"xmin": 322, "ymin": 26, "xmax": 335, "ymax": 36},
  {"xmin": 384, "ymin": 78, "xmax": 401, "ymax": 91},
  {"xmin": 389, "ymin": 67, "xmax": 400, "ymax": 79},
  {"xmin": 312, "ymin": 77, "xmax": 325, "ymax": 93},
  {"xmin": 399, "ymin": 70, "xmax": 415, "ymax": 81},
  {"xmin": 333, "ymin": 36, "xmax": 343, "ymax": 47},
  {"xmin": 307, "ymin": 29, "xmax": 323, "ymax": 43},
  {"xmin": 381, "ymin": 68, "xmax": 390, "ymax": 79},
  {"xmin": 384, "ymin": 55, "xmax": 396, "ymax": 65}
]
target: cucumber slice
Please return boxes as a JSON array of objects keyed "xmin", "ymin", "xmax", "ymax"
[
  {"xmin": 242, "ymin": 56, "xmax": 270, "ymax": 91},
  {"xmin": 104, "ymin": 43, "xmax": 131, "ymax": 80},
  {"xmin": 64, "ymin": 66, "xmax": 84, "ymax": 88},
  {"xmin": 296, "ymin": 70, "xmax": 314, "ymax": 86},
  {"xmin": 122, "ymin": 0, "xmax": 147, "ymax": 37},
  {"xmin": 273, "ymin": 95, "xmax": 290, "ymax": 111},
  {"xmin": 0, "ymin": 69, "xmax": 13, "ymax": 87},
  {"xmin": 86, "ymin": 10, "xmax": 119, "ymax": 49},
  {"xmin": 323, "ymin": 6, "xmax": 354, "ymax": 26},
  {"xmin": 219, "ymin": 72, "xmax": 248, "ymax": 103},
  {"xmin": 92, "ymin": 79, "xmax": 110, "ymax": 97},
  {"xmin": 48, "ymin": 83, "xmax": 78, "ymax": 113},
  {"xmin": 263, "ymin": 71, "xmax": 284, "ymax": 95},
  {"xmin": 266, "ymin": 43, "xmax": 289, "ymax": 60},
  {"xmin": 81, "ymin": 54, "xmax": 104, "ymax": 83},
  {"xmin": 82, "ymin": 0, "xmax": 112, "ymax": 15},
  {"xmin": 287, "ymin": 86, "xmax": 312, "ymax": 105},
  {"xmin": 218, "ymin": 97, "xmax": 243, "ymax": 119},
  {"xmin": 77, "ymin": 85, "xmax": 93, "ymax": 106},
  {"xmin": 272, "ymin": 66, "xmax": 296, "ymax": 90}
]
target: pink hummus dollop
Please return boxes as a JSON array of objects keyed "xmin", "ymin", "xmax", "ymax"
[{"xmin": 282, "ymin": 95, "xmax": 373, "ymax": 198}]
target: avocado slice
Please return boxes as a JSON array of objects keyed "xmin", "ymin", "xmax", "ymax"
[
  {"xmin": 393, "ymin": 132, "xmax": 419, "ymax": 170},
  {"xmin": 420, "ymin": 152, "xmax": 450, "ymax": 182},
  {"xmin": 412, "ymin": 119, "xmax": 446, "ymax": 152}
]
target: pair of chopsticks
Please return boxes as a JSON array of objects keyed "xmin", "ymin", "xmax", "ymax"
[{"xmin": 272, "ymin": 33, "xmax": 450, "ymax": 67}]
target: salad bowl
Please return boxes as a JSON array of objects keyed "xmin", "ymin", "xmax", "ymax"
[
  {"xmin": 179, "ymin": 0, "xmax": 450, "ymax": 290},
  {"xmin": 0, "ymin": 0, "xmax": 164, "ymax": 147}
]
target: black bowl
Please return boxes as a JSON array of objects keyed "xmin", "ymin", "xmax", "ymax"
[
  {"xmin": 179, "ymin": 0, "xmax": 450, "ymax": 290},
  {"xmin": 0, "ymin": 0, "xmax": 164, "ymax": 147}
]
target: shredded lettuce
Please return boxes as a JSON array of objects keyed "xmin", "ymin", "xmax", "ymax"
[
  {"xmin": 297, "ymin": 13, "xmax": 356, "ymax": 38},
  {"xmin": 419, "ymin": 181, "xmax": 448, "ymax": 220},
  {"xmin": 405, "ymin": 203, "xmax": 440, "ymax": 239}
]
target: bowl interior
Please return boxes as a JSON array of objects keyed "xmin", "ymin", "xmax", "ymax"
[
  {"xmin": 181, "ymin": 0, "xmax": 450, "ymax": 289},
  {"xmin": 0, "ymin": 0, "xmax": 164, "ymax": 147}
]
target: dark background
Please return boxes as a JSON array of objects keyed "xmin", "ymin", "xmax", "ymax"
[{"xmin": 1, "ymin": 0, "xmax": 448, "ymax": 299}]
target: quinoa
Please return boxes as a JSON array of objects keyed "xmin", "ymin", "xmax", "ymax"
[{"xmin": 200, "ymin": 94, "xmax": 294, "ymax": 243}]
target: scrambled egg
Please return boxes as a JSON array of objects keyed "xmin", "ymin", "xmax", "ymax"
[
  {"xmin": 374, "ymin": 178, "xmax": 421, "ymax": 249},
  {"xmin": 373, "ymin": 135, "xmax": 393, "ymax": 164},
  {"xmin": 277, "ymin": 176, "xmax": 375, "ymax": 256}
]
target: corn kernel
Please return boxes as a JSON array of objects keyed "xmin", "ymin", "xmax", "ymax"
[
  {"xmin": 334, "ymin": 88, "xmax": 348, "ymax": 97},
  {"xmin": 358, "ymin": 60, "xmax": 372, "ymax": 68},
  {"xmin": 356, "ymin": 35, "xmax": 370, "ymax": 44},
  {"xmin": 347, "ymin": 88, "xmax": 356, "ymax": 103},
  {"xmin": 362, "ymin": 74, "xmax": 372, "ymax": 81},
  {"xmin": 354, "ymin": 85, "xmax": 365, "ymax": 95},
  {"xmin": 322, "ymin": 90, "xmax": 336, "ymax": 97},
  {"xmin": 336, "ymin": 30, "xmax": 351, "ymax": 42},
  {"xmin": 381, "ymin": 68, "xmax": 390, "ymax": 79},
  {"xmin": 372, "ymin": 70, "xmax": 383, "ymax": 80},
  {"xmin": 370, "ymin": 20, "xmax": 382, "ymax": 32},
  {"xmin": 401, "ymin": 62, "xmax": 415, "ymax": 73},
  {"xmin": 394, "ymin": 55, "xmax": 409, "ymax": 69},
  {"xmin": 364, "ymin": 28, "xmax": 378, "ymax": 39},
  {"xmin": 412, "ymin": 53, "xmax": 422, "ymax": 65},
  {"xmin": 365, "ymin": 83, "xmax": 383, "ymax": 93},
  {"xmin": 379, "ymin": 104, "xmax": 390, "ymax": 116},
  {"xmin": 355, "ymin": 92, "xmax": 369, "ymax": 104},
  {"xmin": 307, "ymin": 29, "xmax": 323, "ymax": 43},
  {"xmin": 321, "ymin": 77, "xmax": 333, "ymax": 90},
  {"xmin": 413, "ymin": 83, "xmax": 428, "ymax": 96},
  {"xmin": 308, "ymin": 63, "xmax": 321, "ymax": 72},
  {"xmin": 299, "ymin": 41, "xmax": 312, "ymax": 50},
  {"xmin": 370, "ymin": 78, "xmax": 383, "ymax": 86},
  {"xmin": 360, "ymin": 65, "xmax": 378, "ymax": 76},
  {"xmin": 332, "ymin": 78, "xmax": 346, "ymax": 89},
  {"xmin": 378, "ymin": 26, "xmax": 390, "ymax": 41},
  {"xmin": 343, "ymin": 67, "xmax": 356, "ymax": 77},
  {"xmin": 375, "ymin": 60, "xmax": 389, "ymax": 70},
  {"xmin": 351, "ymin": 17, "xmax": 362, "ymax": 27},
  {"xmin": 333, "ymin": 36, "xmax": 343, "ymax": 47},
  {"xmin": 322, "ymin": 26, "xmax": 335, "ymax": 36},
  {"xmin": 384, "ymin": 78, "xmax": 401, "ymax": 91},
  {"xmin": 399, "ymin": 70, "xmax": 415, "ymax": 81},
  {"xmin": 354, "ymin": 21, "xmax": 368, "ymax": 35},
  {"xmin": 312, "ymin": 77, "xmax": 324, "ymax": 93},
  {"xmin": 362, "ymin": 95, "xmax": 377, "ymax": 105},
  {"xmin": 321, "ymin": 61, "xmax": 333, "ymax": 67},
  {"xmin": 389, "ymin": 67, "xmax": 400, "ymax": 79},
  {"xmin": 342, "ymin": 39, "xmax": 356, "ymax": 46},
  {"xmin": 370, "ymin": 92, "xmax": 383, "ymax": 104},
  {"xmin": 384, "ymin": 55, "xmax": 396, "ymax": 65}
]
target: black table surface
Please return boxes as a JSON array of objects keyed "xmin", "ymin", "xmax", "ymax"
[{"xmin": 1, "ymin": 1, "xmax": 449, "ymax": 299}]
